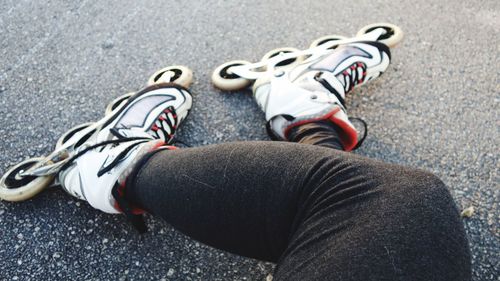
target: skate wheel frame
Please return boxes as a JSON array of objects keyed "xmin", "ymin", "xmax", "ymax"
[
  {"xmin": 309, "ymin": 35, "xmax": 348, "ymax": 49},
  {"xmin": 55, "ymin": 122, "xmax": 96, "ymax": 149},
  {"xmin": 147, "ymin": 65, "xmax": 193, "ymax": 88},
  {"xmin": 211, "ymin": 60, "xmax": 253, "ymax": 91},
  {"xmin": 0, "ymin": 158, "xmax": 54, "ymax": 201},
  {"xmin": 104, "ymin": 92, "xmax": 135, "ymax": 116},
  {"xmin": 261, "ymin": 47, "xmax": 303, "ymax": 68},
  {"xmin": 356, "ymin": 22, "xmax": 404, "ymax": 48},
  {"xmin": 211, "ymin": 23, "xmax": 403, "ymax": 91},
  {"xmin": 108, "ymin": 66, "xmax": 193, "ymax": 114}
]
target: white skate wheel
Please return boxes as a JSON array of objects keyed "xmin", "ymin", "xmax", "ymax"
[
  {"xmin": 0, "ymin": 158, "xmax": 54, "ymax": 201},
  {"xmin": 147, "ymin": 65, "xmax": 193, "ymax": 88},
  {"xmin": 309, "ymin": 35, "xmax": 348, "ymax": 49},
  {"xmin": 261, "ymin": 47, "xmax": 302, "ymax": 68},
  {"xmin": 104, "ymin": 92, "xmax": 135, "ymax": 116},
  {"xmin": 211, "ymin": 60, "xmax": 252, "ymax": 91},
  {"xmin": 55, "ymin": 122, "xmax": 96, "ymax": 149},
  {"xmin": 356, "ymin": 23, "xmax": 404, "ymax": 48}
]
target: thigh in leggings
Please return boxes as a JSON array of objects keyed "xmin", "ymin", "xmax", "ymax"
[{"xmin": 125, "ymin": 141, "xmax": 471, "ymax": 281}]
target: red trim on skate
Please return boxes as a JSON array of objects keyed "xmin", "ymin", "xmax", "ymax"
[
  {"xmin": 113, "ymin": 141, "xmax": 176, "ymax": 215},
  {"xmin": 283, "ymin": 107, "xmax": 359, "ymax": 152},
  {"xmin": 328, "ymin": 113, "xmax": 358, "ymax": 152},
  {"xmin": 114, "ymin": 181, "xmax": 146, "ymax": 215}
]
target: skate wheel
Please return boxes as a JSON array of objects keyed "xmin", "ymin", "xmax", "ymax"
[
  {"xmin": 104, "ymin": 92, "xmax": 135, "ymax": 116},
  {"xmin": 261, "ymin": 47, "xmax": 302, "ymax": 68},
  {"xmin": 147, "ymin": 65, "xmax": 193, "ymax": 88},
  {"xmin": 309, "ymin": 35, "xmax": 348, "ymax": 49},
  {"xmin": 55, "ymin": 122, "xmax": 95, "ymax": 149},
  {"xmin": 356, "ymin": 23, "xmax": 404, "ymax": 48},
  {"xmin": 0, "ymin": 158, "xmax": 54, "ymax": 201},
  {"xmin": 211, "ymin": 60, "xmax": 252, "ymax": 91}
]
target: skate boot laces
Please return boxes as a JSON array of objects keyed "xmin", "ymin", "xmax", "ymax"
[
  {"xmin": 61, "ymin": 101, "xmax": 183, "ymax": 174},
  {"xmin": 313, "ymin": 61, "xmax": 367, "ymax": 104},
  {"xmin": 148, "ymin": 106, "xmax": 178, "ymax": 142},
  {"xmin": 144, "ymin": 105, "xmax": 191, "ymax": 147},
  {"xmin": 109, "ymin": 104, "xmax": 192, "ymax": 148},
  {"xmin": 339, "ymin": 61, "xmax": 367, "ymax": 93},
  {"xmin": 59, "ymin": 137, "xmax": 151, "ymax": 175}
]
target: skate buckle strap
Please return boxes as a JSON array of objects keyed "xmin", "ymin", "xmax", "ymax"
[
  {"xmin": 314, "ymin": 60, "xmax": 367, "ymax": 100},
  {"xmin": 262, "ymin": 77, "xmax": 335, "ymax": 122},
  {"xmin": 314, "ymin": 72, "xmax": 347, "ymax": 109},
  {"xmin": 60, "ymin": 137, "xmax": 152, "ymax": 173}
]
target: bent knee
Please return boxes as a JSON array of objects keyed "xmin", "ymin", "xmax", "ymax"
[
  {"xmin": 339, "ymin": 157, "xmax": 461, "ymax": 221},
  {"xmin": 390, "ymin": 167, "xmax": 456, "ymax": 216},
  {"xmin": 314, "ymin": 155, "xmax": 471, "ymax": 279},
  {"xmin": 380, "ymin": 167, "xmax": 471, "ymax": 278},
  {"xmin": 363, "ymin": 163, "xmax": 457, "ymax": 216}
]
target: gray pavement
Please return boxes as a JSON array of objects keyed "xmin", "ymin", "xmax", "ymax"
[{"xmin": 0, "ymin": 0, "xmax": 498, "ymax": 280}]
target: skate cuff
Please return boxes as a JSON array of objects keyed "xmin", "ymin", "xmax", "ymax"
[
  {"xmin": 284, "ymin": 107, "xmax": 359, "ymax": 151},
  {"xmin": 328, "ymin": 114, "xmax": 358, "ymax": 151},
  {"xmin": 112, "ymin": 141, "xmax": 176, "ymax": 233}
]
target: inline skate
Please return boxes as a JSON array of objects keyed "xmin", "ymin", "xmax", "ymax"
[
  {"xmin": 244, "ymin": 24, "xmax": 399, "ymax": 151},
  {"xmin": 0, "ymin": 65, "xmax": 193, "ymax": 202},
  {"xmin": 211, "ymin": 23, "xmax": 403, "ymax": 91}
]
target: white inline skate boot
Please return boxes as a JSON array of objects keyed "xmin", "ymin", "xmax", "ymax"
[
  {"xmin": 253, "ymin": 40, "xmax": 392, "ymax": 151},
  {"xmin": 212, "ymin": 23, "xmax": 402, "ymax": 91},
  {"xmin": 57, "ymin": 83, "xmax": 192, "ymax": 214},
  {"xmin": 0, "ymin": 66, "xmax": 193, "ymax": 204},
  {"xmin": 61, "ymin": 137, "xmax": 168, "ymax": 211}
]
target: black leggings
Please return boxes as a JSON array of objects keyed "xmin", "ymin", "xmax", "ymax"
[{"xmin": 125, "ymin": 123, "xmax": 471, "ymax": 281}]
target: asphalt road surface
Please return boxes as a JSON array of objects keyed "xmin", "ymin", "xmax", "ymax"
[{"xmin": 0, "ymin": 0, "xmax": 498, "ymax": 280}]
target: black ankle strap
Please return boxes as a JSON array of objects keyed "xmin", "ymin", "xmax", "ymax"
[
  {"xmin": 111, "ymin": 146, "xmax": 169, "ymax": 233},
  {"xmin": 112, "ymin": 183, "xmax": 147, "ymax": 233}
]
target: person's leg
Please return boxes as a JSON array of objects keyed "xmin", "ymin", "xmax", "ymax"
[
  {"xmin": 124, "ymin": 141, "xmax": 471, "ymax": 280},
  {"xmin": 53, "ymin": 40, "xmax": 470, "ymax": 280},
  {"xmin": 287, "ymin": 120, "xmax": 345, "ymax": 150}
]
